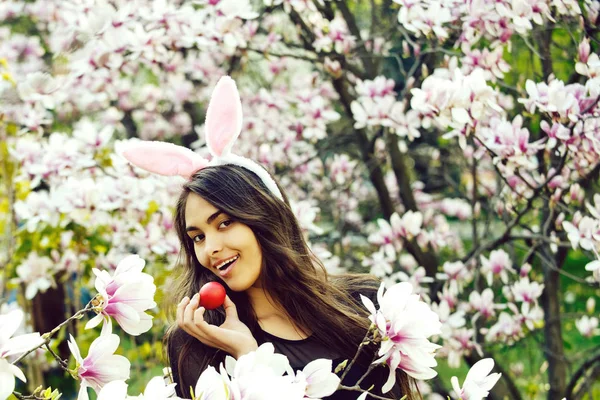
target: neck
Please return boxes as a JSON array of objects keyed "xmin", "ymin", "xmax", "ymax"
[{"xmin": 245, "ymin": 285, "xmax": 286, "ymax": 321}]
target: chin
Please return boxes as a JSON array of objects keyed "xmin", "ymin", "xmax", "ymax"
[{"xmin": 224, "ymin": 280, "xmax": 252, "ymax": 292}]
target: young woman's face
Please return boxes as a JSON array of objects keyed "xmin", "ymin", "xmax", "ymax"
[{"xmin": 184, "ymin": 192, "xmax": 263, "ymax": 291}]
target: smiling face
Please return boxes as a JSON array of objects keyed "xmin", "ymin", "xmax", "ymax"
[{"xmin": 184, "ymin": 192, "xmax": 263, "ymax": 292}]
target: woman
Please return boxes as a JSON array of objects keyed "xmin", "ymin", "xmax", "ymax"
[{"xmin": 122, "ymin": 77, "xmax": 418, "ymax": 399}]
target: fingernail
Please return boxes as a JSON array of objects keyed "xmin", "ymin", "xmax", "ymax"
[
  {"xmin": 192, "ymin": 293, "xmax": 199, "ymax": 301},
  {"xmin": 179, "ymin": 297, "xmax": 188, "ymax": 305}
]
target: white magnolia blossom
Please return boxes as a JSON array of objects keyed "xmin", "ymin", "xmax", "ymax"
[
  {"xmin": 14, "ymin": 252, "xmax": 55, "ymax": 300},
  {"xmin": 575, "ymin": 316, "xmax": 600, "ymax": 338},
  {"xmin": 193, "ymin": 343, "xmax": 339, "ymax": 399},
  {"xmin": 451, "ymin": 358, "xmax": 501, "ymax": 400},
  {"xmin": 95, "ymin": 376, "xmax": 178, "ymax": 400},
  {"xmin": 0, "ymin": 309, "xmax": 43, "ymax": 400}
]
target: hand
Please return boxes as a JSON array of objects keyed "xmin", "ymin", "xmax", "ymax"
[{"xmin": 177, "ymin": 293, "xmax": 258, "ymax": 358}]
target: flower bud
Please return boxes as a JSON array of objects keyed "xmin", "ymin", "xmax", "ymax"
[
  {"xmin": 402, "ymin": 41, "xmax": 410, "ymax": 58},
  {"xmin": 555, "ymin": 212, "xmax": 565, "ymax": 229},
  {"xmin": 520, "ymin": 263, "xmax": 531, "ymax": 277},
  {"xmin": 587, "ymin": 297, "xmax": 596, "ymax": 314},
  {"xmin": 578, "ymin": 38, "xmax": 590, "ymax": 63},
  {"xmin": 323, "ymin": 57, "xmax": 342, "ymax": 79},
  {"xmin": 584, "ymin": 2, "xmax": 599, "ymax": 26}
]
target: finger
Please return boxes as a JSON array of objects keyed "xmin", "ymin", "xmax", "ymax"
[
  {"xmin": 223, "ymin": 295, "xmax": 239, "ymax": 320},
  {"xmin": 193, "ymin": 307, "xmax": 216, "ymax": 338},
  {"xmin": 193, "ymin": 306, "xmax": 207, "ymax": 327},
  {"xmin": 183, "ymin": 293, "xmax": 200, "ymax": 329},
  {"xmin": 176, "ymin": 296, "xmax": 190, "ymax": 327},
  {"xmin": 191, "ymin": 306, "xmax": 219, "ymax": 346}
]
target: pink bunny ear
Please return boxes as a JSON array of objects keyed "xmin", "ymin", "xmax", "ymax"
[
  {"xmin": 121, "ymin": 141, "xmax": 209, "ymax": 179},
  {"xmin": 205, "ymin": 76, "xmax": 243, "ymax": 157}
]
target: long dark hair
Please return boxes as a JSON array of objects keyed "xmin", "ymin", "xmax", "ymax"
[{"xmin": 163, "ymin": 164, "xmax": 417, "ymax": 399}]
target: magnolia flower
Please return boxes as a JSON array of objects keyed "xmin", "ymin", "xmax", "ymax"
[
  {"xmin": 0, "ymin": 309, "xmax": 43, "ymax": 400},
  {"xmin": 193, "ymin": 343, "xmax": 339, "ymax": 400},
  {"xmin": 510, "ymin": 278, "xmax": 544, "ymax": 304},
  {"xmin": 293, "ymin": 359, "xmax": 340, "ymax": 399},
  {"xmin": 1, "ymin": 358, "xmax": 26, "ymax": 400},
  {"xmin": 329, "ymin": 154, "xmax": 357, "ymax": 186},
  {"xmin": 17, "ymin": 72, "xmax": 61, "ymax": 109},
  {"xmin": 97, "ymin": 380, "xmax": 127, "ymax": 400},
  {"xmin": 451, "ymin": 358, "xmax": 501, "ymax": 400},
  {"xmin": 68, "ymin": 334, "xmax": 131, "ymax": 400},
  {"xmin": 394, "ymin": 211, "xmax": 423, "ymax": 240},
  {"xmin": 290, "ymin": 200, "xmax": 324, "ymax": 235},
  {"xmin": 575, "ymin": 316, "xmax": 600, "ymax": 338},
  {"xmin": 86, "ymin": 255, "xmax": 157, "ymax": 336},
  {"xmin": 224, "ymin": 343, "xmax": 303, "ymax": 399},
  {"xmin": 511, "ymin": 277, "xmax": 544, "ymax": 303},
  {"xmin": 469, "ymin": 289, "xmax": 498, "ymax": 320},
  {"xmin": 436, "ymin": 261, "xmax": 470, "ymax": 293},
  {"xmin": 562, "ymin": 217, "xmax": 599, "ymax": 251},
  {"xmin": 480, "ymin": 250, "xmax": 512, "ymax": 286},
  {"xmin": 133, "ymin": 376, "xmax": 178, "ymax": 400},
  {"xmin": 14, "ymin": 252, "xmax": 55, "ymax": 300},
  {"xmin": 361, "ymin": 282, "xmax": 442, "ymax": 393},
  {"xmin": 194, "ymin": 366, "xmax": 230, "ymax": 400},
  {"xmin": 96, "ymin": 376, "xmax": 177, "ymax": 400}
]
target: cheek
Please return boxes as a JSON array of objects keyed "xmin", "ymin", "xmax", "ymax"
[{"xmin": 193, "ymin": 245, "xmax": 208, "ymax": 268}]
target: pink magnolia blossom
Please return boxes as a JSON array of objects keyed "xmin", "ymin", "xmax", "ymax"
[
  {"xmin": 86, "ymin": 255, "xmax": 157, "ymax": 336},
  {"xmin": 436, "ymin": 261, "xmax": 471, "ymax": 293},
  {"xmin": 68, "ymin": 333, "xmax": 130, "ymax": 400},
  {"xmin": 510, "ymin": 277, "xmax": 544, "ymax": 304},
  {"xmin": 446, "ymin": 328, "xmax": 481, "ymax": 369},
  {"xmin": 469, "ymin": 289, "xmax": 498, "ymax": 320},
  {"xmin": 484, "ymin": 312, "xmax": 524, "ymax": 345},
  {"xmin": 361, "ymin": 282, "xmax": 442, "ymax": 392},
  {"xmin": 397, "ymin": 1, "xmax": 455, "ymax": 40},
  {"xmin": 480, "ymin": 250, "xmax": 513, "ymax": 286},
  {"xmin": 451, "ymin": 358, "xmax": 501, "ymax": 400},
  {"xmin": 329, "ymin": 154, "xmax": 357, "ymax": 186}
]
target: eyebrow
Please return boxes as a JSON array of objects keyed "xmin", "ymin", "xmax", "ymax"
[{"xmin": 186, "ymin": 210, "xmax": 223, "ymax": 233}]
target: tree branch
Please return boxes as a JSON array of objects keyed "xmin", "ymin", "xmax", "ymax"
[
  {"xmin": 386, "ymin": 131, "xmax": 439, "ymax": 280},
  {"xmin": 335, "ymin": 1, "xmax": 376, "ymax": 76},
  {"xmin": 565, "ymin": 351, "xmax": 600, "ymax": 399}
]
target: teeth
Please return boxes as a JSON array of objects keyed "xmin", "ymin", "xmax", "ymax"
[{"xmin": 215, "ymin": 255, "xmax": 239, "ymax": 270}]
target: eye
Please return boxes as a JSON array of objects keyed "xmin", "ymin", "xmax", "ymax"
[
  {"xmin": 219, "ymin": 219, "xmax": 233, "ymax": 229},
  {"xmin": 192, "ymin": 233, "xmax": 205, "ymax": 243}
]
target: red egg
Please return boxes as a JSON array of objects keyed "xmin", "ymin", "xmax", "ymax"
[{"xmin": 199, "ymin": 282, "xmax": 226, "ymax": 310}]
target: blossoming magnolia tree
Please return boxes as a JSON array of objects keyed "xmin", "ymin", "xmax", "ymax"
[{"xmin": 0, "ymin": 0, "xmax": 599, "ymax": 399}]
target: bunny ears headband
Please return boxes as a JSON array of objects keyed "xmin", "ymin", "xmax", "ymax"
[{"xmin": 121, "ymin": 76, "xmax": 283, "ymax": 201}]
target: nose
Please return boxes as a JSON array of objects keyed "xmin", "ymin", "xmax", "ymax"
[{"xmin": 203, "ymin": 233, "xmax": 223, "ymax": 259}]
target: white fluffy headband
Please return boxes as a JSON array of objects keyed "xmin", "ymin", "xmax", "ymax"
[{"xmin": 120, "ymin": 76, "xmax": 283, "ymax": 201}]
